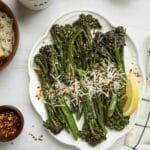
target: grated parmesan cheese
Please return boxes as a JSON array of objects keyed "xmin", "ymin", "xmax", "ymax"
[
  {"xmin": 45, "ymin": 59, "xmax": 126, "ymax": 107},
  {"xmin": 0, "ymin": 11, "xmax": 13, "ymax": 57}
]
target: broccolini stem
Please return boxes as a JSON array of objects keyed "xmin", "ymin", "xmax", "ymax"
[
  {"xmin": 107, "ymin": 92, "xmax": 118, "ymax": 117},
  {"xmin": 66, "ymin": 28, "xmax": 84, "ymax": 79},
  {"xmin": 58, "ymin": 96, "xmax": 79, "ymax": 140},
  {"xmin": 93, "ymin": 96, "xmax": 107, "ymax": 135}
]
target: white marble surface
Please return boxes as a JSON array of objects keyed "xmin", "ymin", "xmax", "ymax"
[{"xmin": 0, "ymin": 0, "xmax": 150, "ymax": 150}]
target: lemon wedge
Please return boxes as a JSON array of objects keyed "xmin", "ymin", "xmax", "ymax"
[{"xmin": 123, "ymin": 74, "xmax": 139, "ymax": 116}]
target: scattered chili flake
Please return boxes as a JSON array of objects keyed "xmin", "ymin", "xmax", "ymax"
[
  {"xmin": 10, "ymin": 141, "xmax": 14, "ymax": 145},
  {"xmin": 129, "ymin": 69, "xmax": 132, "ymax": 73},
  {"xmin": 0, "ymin": 111, "xmax": 21, "ymax": 141},
  {"xmin": 35, "ymin": 87, "xmax": 43, "ymax": 100},
  {"xmin": 39, "ymin": 135, "xmax": 43, "ymax": 138},
  {"xmin": 38, "ymin": 138, "xmax": 43, "ymax": 141},
  {"xmin": 38, "ymin": 134, "xmax": 44, "ymax": 141},
  {"xmin": 28, "ymin": 133, "xmax": 44, "ymax": 142},
  {"xmin": 129, "ymin": 65, "xmax": 141, "ymax": 78}
]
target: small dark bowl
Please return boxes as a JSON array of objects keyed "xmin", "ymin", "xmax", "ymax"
[
  {"xmin": 0, "ymin": 1, "xmax": 19, "ymax": 70},
  {"xmin": 0, "ymin": 105, "xmax": 24, "ymax": 142}
]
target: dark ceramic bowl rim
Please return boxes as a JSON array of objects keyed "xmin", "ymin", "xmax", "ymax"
[
  {"xmin": 0, "ymin": 1, "xmax": 19, "ymax": 70},
  {"xmin": 0, "ymin": 105, "xmax": 24, "ymax": 142}
]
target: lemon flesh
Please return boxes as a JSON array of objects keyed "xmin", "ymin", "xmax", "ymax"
[{"xmin": 123, "ymin": 75, "xmax": 139, "ymax": 116}]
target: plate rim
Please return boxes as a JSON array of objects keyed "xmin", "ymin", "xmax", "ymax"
[{"xmin": 28, "ymin": 10, "xmax": 146, "ymax": 150}]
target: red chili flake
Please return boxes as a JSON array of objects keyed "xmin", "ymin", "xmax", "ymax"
[{"xmin": 0, "ymin": 111, "xmax": 21, "ymax": 140}]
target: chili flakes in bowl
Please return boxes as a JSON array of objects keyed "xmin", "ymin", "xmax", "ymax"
[{"xmin": 0, "ymin": 105, "xmax": 24, "ymax": 142}]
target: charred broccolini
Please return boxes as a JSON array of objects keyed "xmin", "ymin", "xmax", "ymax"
[{"xmin": 34, "ymin": 14, "xmax": 129, "ymax": 146}]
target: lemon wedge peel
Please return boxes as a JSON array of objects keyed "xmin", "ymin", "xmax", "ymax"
[{"xmin": 123, "ymin": 75, "xmax": 139, "ymax": 116}]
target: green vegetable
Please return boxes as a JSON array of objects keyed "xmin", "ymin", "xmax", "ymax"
[
  {"xmin": 57, "ymin": 95, "xmax": 78, "ymax": 140},
  {"xmin": 107, "ymin": 92, "xmax": 117, "ymax": 117},
  {"xmin": 80, "ymin": 94, "xmax": 106, "ymax": 146},
  {"xmin": 34, "ymin": 14, "xmax": 129, "ymax": 146},
  {"xmin": 93, "ymin": 94, "xmax": 107, "ymax": 135}
]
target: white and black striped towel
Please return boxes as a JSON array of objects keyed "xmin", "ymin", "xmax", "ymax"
[{"xmin": 122, "ymin": 85, "xmax": 150, "ymax": 150}]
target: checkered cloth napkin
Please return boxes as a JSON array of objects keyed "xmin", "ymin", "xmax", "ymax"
[{"xmin": 122, "ymin": 85, "xmax": 150, "ymax": 150}]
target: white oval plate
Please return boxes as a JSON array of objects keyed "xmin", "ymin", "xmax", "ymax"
[{"xmin": 28, "ymin": 11, "xmax": 145, "ymax": 150}]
